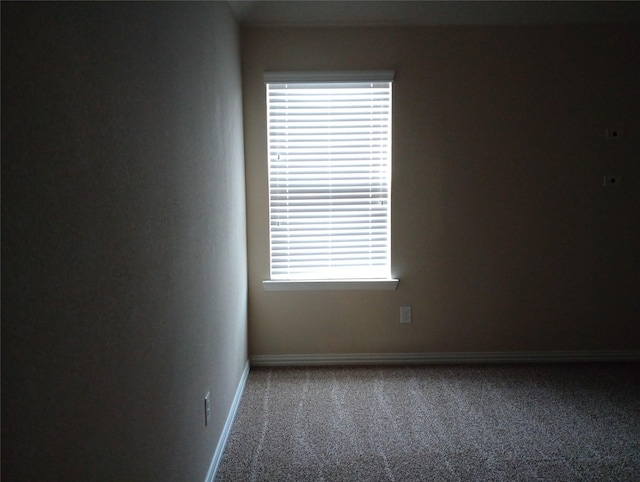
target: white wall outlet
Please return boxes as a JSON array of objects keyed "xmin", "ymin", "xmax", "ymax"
[
  {"xmin": 603, "ymin": 174, "xmax": 622, "ymax": 187},
  {"xmin": 204, "ymin": 392, "xmax": 211, "ymax": 426},
  {"xmin": 400, "ymin": 306, "xmax": 412, "ymax": 324}
]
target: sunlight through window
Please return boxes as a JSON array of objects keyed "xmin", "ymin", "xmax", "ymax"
[{"xmin": 265, "ymin": 71, "xmax": 394, "ymax": 280}]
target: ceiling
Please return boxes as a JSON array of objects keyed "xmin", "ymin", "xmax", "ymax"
[{"xmin": 227, "ymin": 1, "xmax": 640, "ymax": 27}]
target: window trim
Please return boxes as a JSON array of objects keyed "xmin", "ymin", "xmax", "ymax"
[
  {"xmin": 263, "ymin": 279, "xmax": 399, "ymax": 292},
  {"xmin": 263, "ymin": 70, "xmax": 396, "ymax": 84},
  {"xmin": 263, "ymin": 70, "xmax": 396, "ymax": 290}
]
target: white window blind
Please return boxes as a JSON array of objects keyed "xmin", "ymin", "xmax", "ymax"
[{"xmin": 265, "ymin": 71, "xmax": 394, "ymax": 281}]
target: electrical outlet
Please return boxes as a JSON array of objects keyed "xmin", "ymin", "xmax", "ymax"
[
  {"xmin": 400, "ymin": 306, "xmax": 412, "ymax": 324},
  {"xmin": 603, "ymin": 174, "xmax": 621, "ymax": 187},
  {"xmin": 204, "ymin": 392, "xmax": 211, "ymax": 426}
]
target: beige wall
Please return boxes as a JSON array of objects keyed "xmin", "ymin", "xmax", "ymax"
[
  {"xmin": 2, "ymin": 3, "xmax": 247, "ymax": 480},
  {"xmin": 243, "ymin": 25, "xmax": 639, "ymax": 356}
]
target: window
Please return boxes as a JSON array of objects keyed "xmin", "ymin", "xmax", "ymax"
[{"xmin": 263, "ymin": 71, "xmax": 397, "ymax": 290}]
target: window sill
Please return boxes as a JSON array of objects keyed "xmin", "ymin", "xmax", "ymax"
[{"xmin": 262, "ymin": 279, "xmax": 399, "ymax": 292}]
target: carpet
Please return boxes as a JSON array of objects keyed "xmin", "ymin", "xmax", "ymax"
[{"xmin": 216, "ymin": 363, "xmax": 640, "ymax": 481}]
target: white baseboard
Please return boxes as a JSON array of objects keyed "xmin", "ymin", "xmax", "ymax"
[
  {"xmin": 204, "ymin": 360, "xmax": 250, "ymax": 482},
  {"xmin": 251, "ymin": 350, "xmax": 640, "ymax": 367}
]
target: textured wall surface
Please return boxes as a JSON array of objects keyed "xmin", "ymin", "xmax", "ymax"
[
  {"xmin": 2, "ymin": 2, "xmax": 247, "ymax": 480},
  {"xmin": 243, "ymin": 25, "xmax": 640, "ymax": 356}
]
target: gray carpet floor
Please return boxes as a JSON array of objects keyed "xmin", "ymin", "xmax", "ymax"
[{"xmin": 216, "ymin": 363, "xmax": 640, "ymax": 481}]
